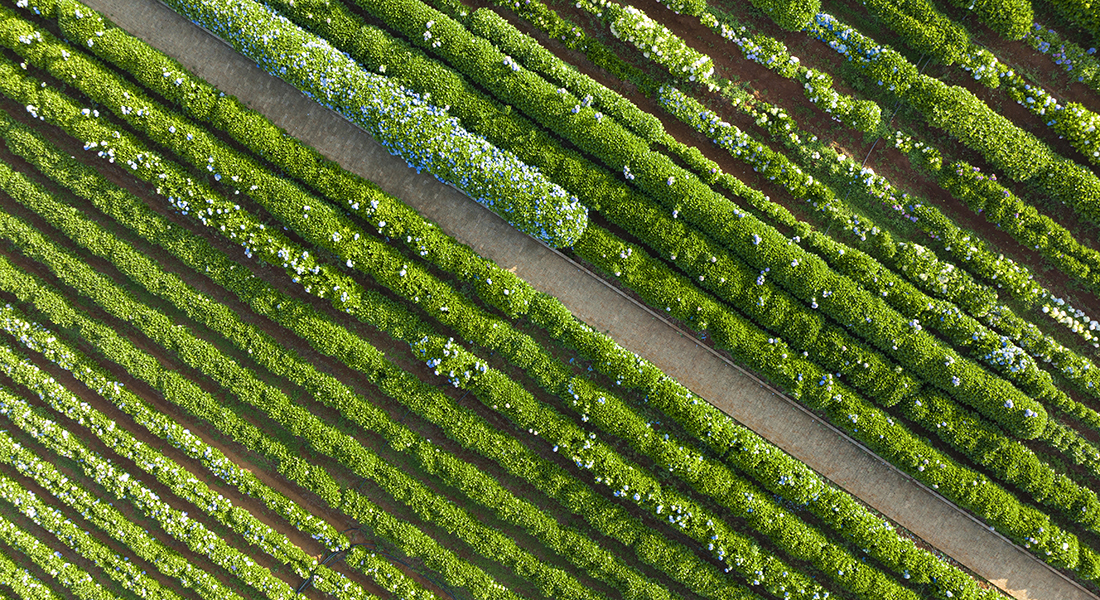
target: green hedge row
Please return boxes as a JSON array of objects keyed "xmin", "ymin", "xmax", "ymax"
[
  {"xmin": 1023, "ymin": 22, "xmax": 1100, "ymax": 92},
  {"xmin": 1046, "ymin": 0, "xmax": 1100, "ymax": 45},
  {"xmin": 857, "ymin": 0, "xmax": 971, "ymax": 64},
  {"xmin": 0, "ymin": 465, "xmax": 187, "ymax": 600},
  {"xmin": 0, "ymin": 17, "xmax": 1002, "ymax": 598},
  {"xmin": 272, "ymin": 0, "xmax": 1056, "ymax": 439},
  {"xmin": 0, "ymin": 87, "xmax": 838, "ymax": 600},
  {"xmin": 1, "ymin": 113, "xmax": 757, "ymax": 600},
  {"xmin": 0, "ymin": 301, "xmax": 405, "ymax": 599},
  {"xmin": 941, "ymin": 0, "xmax": 1032, "ymax": 39},
  {"xmin": 0, "ymin": 383, "xmax": 296, "ymax": 600},
  {"xmin": 14, "ymin": 38, "xmax": 891, "ymax": 599},
  {"xmin": 0, "ymin": 480, "xmax": 117, "ymax": 600},
  {"xmin": 655, "ymin": 85, "xmax": 1100, "ymax": 460},
  {"xmin": 747, "ymin": 0, "xmax": 818, "ymax": 30},
  {"xmin": 0, "ymin": 545, "xmax": 60, "ymax": 600},
  {"xmin": 463, "ymin": 7, "xmax": 664, "ymax": 142},
  {"xmin": 25, "ymin": 2, "xmax": 1082, "ymax": 594},
  {"xmin": 0, "ymin": 199, "xmax": 521, "ymax": 600},
  {"xmin": 0, "ymin": 286, "xmax": 435, "ymax": 600},
  {"xmin": 0, "ymin": 119, "xmax": 680, "ymax": 600},
  {"xmin": 940, "ymin": 161, "xmax": 1100, "ymax": 290},
  {"xmin": 0, "ymin": 193, "xmax": 609, "ymax": 600},
  {"xmin": 573, "ymin": 224, "xmax": 1092, "ymax": 574},
  {"xmin": 807, "ymin": 13, "xmax": 1100, "ymax": 222}
]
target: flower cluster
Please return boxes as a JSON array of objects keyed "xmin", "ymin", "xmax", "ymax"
[
  {"xmin": 704, "ymin": 9, "xmax": 880, "ymax": 131},
  {"xmin": 163, "ymin": 0, "xmax": 587, "ymax": 247},
  {"xmin": 1023, "ymin": 22, "xmax": 1100, "ymax": 93},
  {"xmin": 605, "ymin": 4, "xmax": 715, "ymax": 85}
]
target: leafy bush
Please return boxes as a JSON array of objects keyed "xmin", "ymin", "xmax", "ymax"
[
  {"xmin": 941, "ymin": 0, "xmax": 1032, "ymax": 39},
  {"xmin": 749, "ymin": 0, "xmax": 819, "ymax": 31},
  {"xmin": 858, "ymin": 0, "xmax": 971, "ymax": 65},
  {"xmin": 142, "ymin": 0, "xmax": 586, "ymax": 246},
  {"xmin": 1046, "ymin": 0, "xmax": 1100, "ymax": 45}
]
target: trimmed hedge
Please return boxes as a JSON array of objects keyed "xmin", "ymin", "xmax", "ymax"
[
  {"xmin": 942, "ymin": 0, "xmax": 1033, "ymax": 39},
  {"xmin": 0, "ymin": 384, "xmax": 297, "ymax": 600}
]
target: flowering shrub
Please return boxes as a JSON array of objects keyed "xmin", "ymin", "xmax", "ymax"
[
  {"xmin": 806, "ymin": 13, "xmax": 920, "ymax": 95},
  {"xmin": 1023, "ymin": 23, "xmax": 1100, "ymax": 93},
  {"xmin": 576, "ymin": 227, "xmax": 1083, "ymax": 570},
  {"xmin": 22, "ymin": 7, "xmax": 1057, "ymax": 594},
  {"xmin": 704, "ymin": 7, "xmax": 881, "ymax": 132},
  {"xmin": 0, "ymin": 487, "xmax": 118, "ymax": 600},
  {"xmin": 0, "ymin": 552, "xmax": 53, "ymax": 599},
  {"xmin": 19, "ymin": 0, "xmax": 1100, "ymax": 585},
  {"xmin": 0, "ymin": 390, "xmax": 299, "ymax": 600},
  {"xmin": 5, "ymin": 110, "xmax": 783, "ymax": 600},
  {"xmin": 957, "ymin": 47, "xmax": 1002, "ymax": 87},
  {"xmin": 940, "ymin": 161, "xmax": 1100, "ymax": 291},
  {"xmin": 907, "ymin": 76, "xmax": 1053, "ymax": 181},
  {"xmin": 605, "ymin": 4, "xmax": 716, "ymax": 85},
  {"xmin": 811, "ymin": 12, "xmax": 1100, "ymax": 217},
  {"xmin": 887, "ymin": 130, "xmax": 943, "ymax": 171},
  {"xmin": 748, "ymin": 0, "xmax": 818, "ymax": 31},
  {"xmin": 0, "ymin": 201, "xmax": 582, "ymax": 600},
  {"xmin": 653, "ymin": 0, "xmax": 706, "ymax": 16},
  {"xmin": 0, "ymin": 340, "xmax": 389, "ymax": 600},
  {"xmin": 154, "ymin": 0, "xmax": 586, "ymax": 247},
  {"xmin": 658, "ymin": 85, "xmax": 1050, "ymax": 435}
]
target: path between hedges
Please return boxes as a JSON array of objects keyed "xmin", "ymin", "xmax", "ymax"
[{"xmin": 77, "ymin": 1, "xmax": 1096, "ymax": 598}]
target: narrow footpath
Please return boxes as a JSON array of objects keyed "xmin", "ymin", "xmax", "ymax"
[{"xmin": 76, "ymin": 0, "xmax": 1097, "ymax": 598}]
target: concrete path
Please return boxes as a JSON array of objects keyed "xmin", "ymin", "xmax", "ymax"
[{"xmin": 73, "ymin": 0, "xmax": 1096, "ymax": 598}]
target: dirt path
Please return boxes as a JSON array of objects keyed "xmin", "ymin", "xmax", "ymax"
[{"xmin": 71, "ymin": 0, "xmax": 1098, "ymax": 598}]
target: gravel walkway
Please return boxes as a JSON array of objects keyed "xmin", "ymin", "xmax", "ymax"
[{"xmin": 73, "ymin": 1, "xmax": 1097, "ymax": 598}]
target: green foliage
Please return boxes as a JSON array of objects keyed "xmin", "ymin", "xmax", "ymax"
[
  {"xmin": 858, "ymin": 0, "xmax": 971, "ymax": 64},
  {"xmin": 750, "ymin": 0, "xmax": 819, "ymax": 31},
  {"xmin": 942, "ymin": 0, "xmax": 1033, "ymax": 39},
  {"xmin": 1046, "ymin": 0, "xmax": 1100, "ymax": 45},
  {"xmin": 907, "ymin": 77, "xmax": 1053, "ymax": 181}
]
